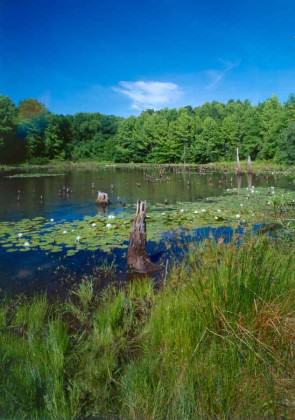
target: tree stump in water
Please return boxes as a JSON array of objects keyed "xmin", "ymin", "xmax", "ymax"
[
  {"xmin": 247, "ymin": 155, "xmax": 253, "ymax": 174},
  {"xmin": 128, "ymin": 200, "xmax": 160, "ymax": 273},
  {"xmin": 235, "ymin": 147, "xmax": 242, "ymax": 175},
  {"xmin": 96, "ymin": 191, "xmax": 109, "ymax": 205}
]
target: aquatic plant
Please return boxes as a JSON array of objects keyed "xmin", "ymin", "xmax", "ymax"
[{"xmin": 0, "ymin": 187, "xmax": 294, "ymax": 256}]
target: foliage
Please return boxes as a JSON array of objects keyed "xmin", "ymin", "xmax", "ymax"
[
  {"xmin": 279, "ymin": 121, "xmax": 295, "ymax": 164},
  {"xmin": 0, "ymin": 96, "xmax": 21, "ymax": 163},
  {"xmin": 1, "ymin": 94, "xmax": 295, "ymax": 164}
]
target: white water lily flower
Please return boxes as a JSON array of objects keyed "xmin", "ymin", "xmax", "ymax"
[
  {"xmin": 236, "ymin": 214, "xmax": 241, "ymax": 219},
  {"xmin": 24, "ymin": 241, "xmax": 30, "ymax": 247},
  {"xmin": 17, "ymin": 233, "xmax": 23, "ymax": 238},
  {"xmin": 201, "ymin": 209, "xmax": 206, "ymax": 213},
  {"xmin": 50, "ymin": 218, "xmax": 54, "ymax": 222},
  {"xmin": 180, "ymin": 209, "xmax": 184, "ymax": 213},
  {"xmin": 215, "ymin": 216, "xmax": 218, "ymax": 220},
  {"xmin": 108, "ymin": 214, "xmax": 115, "ymax": 219},
  {"xmin": 106, "ymin": 223, "xmax": 112, "ymax": 229},
  {"xmin": 91, "ymin": 223, "xmax": 96, "ymax": 227},
  {"xmin": 161, "ymin": 212, "xmax": 166, "ymax": 216},
  {"xmin": 217, "ymin": 209, "xmax": 221, "ymax": 213},
  {"xmin": 76, "ymin": 236, "xmax": 81, "ymax": 242},
  {"xmin": 194, "ymin": 210, "xmax": 199, "ymax": 214},
  {"xmin": 240, "ymin": 204, "xmax": 243, "ymax": 207},
  {"xmin": 63, "ymin": 230, "xmax": 67, "ymax": 234}
]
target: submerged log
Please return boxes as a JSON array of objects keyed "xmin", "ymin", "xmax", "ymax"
[
  {"xmin": 235, "ymin": 147, "xmax": 242, "ymax": 175},
  {"xmin": 127, "ymin": 200, "xmax": 160, "ymax": 273},
  {"xmin": 96, "ymin": 191, "xmax": 109, "ymax": 205}
]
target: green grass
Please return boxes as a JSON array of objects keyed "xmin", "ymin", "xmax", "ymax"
[{"xmin": 0, "ymin": 238, "xmax": 295, "ymax": 418}]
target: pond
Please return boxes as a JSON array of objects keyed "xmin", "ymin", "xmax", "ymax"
[{"xmin": 0, "ymin": 166, "xmax": 294, "ymax": 296}]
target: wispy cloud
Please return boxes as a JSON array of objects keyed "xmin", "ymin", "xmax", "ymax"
[
  {"xmin": 114, "ymin": 80, "xmax": 182, "ymax": 110},
  {"xmin": 206, "ymin": 60, "xmax": 240, "ymax": 90}
]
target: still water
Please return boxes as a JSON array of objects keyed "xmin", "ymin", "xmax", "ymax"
[{"xmin": 0, "ymin": 166, "xmax": 294, "ymax": 295}]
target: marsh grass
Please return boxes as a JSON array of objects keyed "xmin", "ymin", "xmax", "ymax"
[{"xmin": 0, "ymin": 238, "xmax": 294, "ymax": 418}]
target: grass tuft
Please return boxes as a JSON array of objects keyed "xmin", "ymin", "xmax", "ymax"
[{"xmin": 0, "ymin": 238, "xmax": 295, "ymax": 418}]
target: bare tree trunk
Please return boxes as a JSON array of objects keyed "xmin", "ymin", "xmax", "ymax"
[{"xmin": 128, "ymin": 200, "xmax": 160, "ymax": 273}]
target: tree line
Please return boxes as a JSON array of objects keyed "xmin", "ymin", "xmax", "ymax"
[{"xmin": 0, "ymin": 94, "xmax": 295, "ymax": 164}]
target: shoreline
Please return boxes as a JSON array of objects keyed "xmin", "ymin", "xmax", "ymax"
[{"xmin": 1, "ymin": 160, "xmax": 295, "ymax": 175}]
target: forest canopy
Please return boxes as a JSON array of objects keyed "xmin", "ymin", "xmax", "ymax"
[{"xmin": 0, "ymin": 94, "xmax": 295, "ymax": 164}]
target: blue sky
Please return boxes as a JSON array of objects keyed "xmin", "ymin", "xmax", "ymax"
[{"xmin": 0, "ymin": 0, "xmax": 294, "ymax": 116}]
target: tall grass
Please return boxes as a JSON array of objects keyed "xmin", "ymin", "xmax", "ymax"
[{"xmin": 0, "ymin": 238, "xmax": 294, "ymax": 418}]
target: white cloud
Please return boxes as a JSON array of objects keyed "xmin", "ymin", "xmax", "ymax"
[
  {"xmin": 114, "ymin": 80, "xmax": 182, "ymax": 110},
  {"xmin": 206, "ymin": 60, "xmax": 240, "ymax": 90}
]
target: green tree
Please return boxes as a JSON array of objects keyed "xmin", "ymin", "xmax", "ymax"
[
  {"xmin": 220, "ymin": 115, "xmax": 239, "ymax": 159},
  {"xmin": 0, "ymin": 96, "xmax": 16, "ymax": 145},
  {"xmin": 0, "ymin": 96, "xmax": 18, "ymax": 162},
  {"xmin": 193, "ymin": 117, "xmax": 221, "ymax": 163},
  {"xmin": 144, "ymin": 112, "xmax": 170, "ymax": 162},
  {"xmin": 44, "ymin": 116, "xmax": 66, "ymax": 160},
  {"xmin": 278, "ymin": 122, "xmax": 295, "ymax": 163},
  {"xmin": 258, "ymin": 96, "xmax": 286, "ymax": 159},
  {"xmin": 114, "ymin": 117, "xmax": 137, "ymax": 162},
  {"xmin": 167, "ymin": 108, "xmax": 195, "ymax": 163},
  {"xmin": 16, "ymin": 99, "xmax": 49, "ymax": 161},
  {"xmin": 285, "ymin": 94, "xmax": 295, "ymax": 121}
]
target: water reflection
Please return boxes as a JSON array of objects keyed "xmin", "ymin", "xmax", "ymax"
[
  {"xmin": 237, "ymin": 174, "xmax": 242, "ymax": 191},
  {"xmin": 0, "ymin": 167, "xmax": 294, "ymax": 222},
  {"xmin": 247, "ymin": 173, "xmax": 253, "ymax": 189},
  {"xmin": 0, "ymin": 223, "xmax": 262, "ymax": 296}
]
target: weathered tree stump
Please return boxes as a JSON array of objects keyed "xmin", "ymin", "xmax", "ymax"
[
  {"xmin": 127, "ymin": 200, "xmax": 160, "ymax": 273},
  {"xmin": 247, "ymin": 155, "xmax": 253, "ymax": 174},
  {"xmin": 235, "ymin": 147, "xmax": 242, "ymax": 175},
  {"xmin": 96, "ymin": 191, "xmax": 109, "ymax": 205}
]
